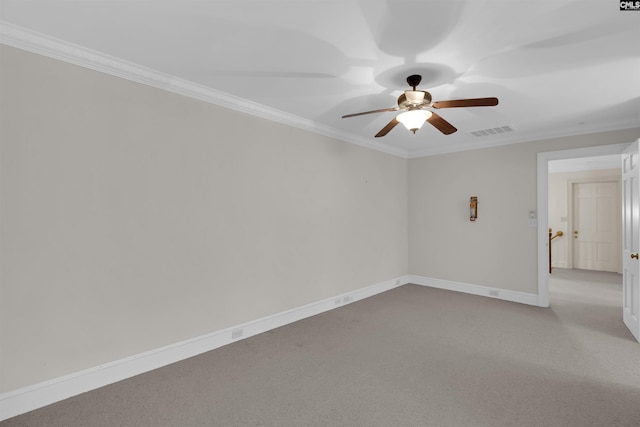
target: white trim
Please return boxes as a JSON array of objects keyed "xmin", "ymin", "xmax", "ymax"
[
  {"xmin": 409, "ymin": 275, "xmax": 540, "ymax": 306},
  {"xmin": 536, "ymin": 143, "xmax": 631, "ymax": 308},
  {"xmin": 0, "ymin": 21, "xmax": 409, "ymax": 159},
  {"xmin": 0, "ymin": 276, "xmax": 409, "ymax": 421},
  {"xmin": 5, "ymin": 21, "xmax": 638, "ymax": 162},
  {"xmin": 407, "ymin": 124, "xmax": 640, "ymax": 159}
]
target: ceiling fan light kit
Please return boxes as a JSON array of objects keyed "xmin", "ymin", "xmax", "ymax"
[
  {"xmin": 342, "ymin": 74, "xmax": 499, "ymax": 138},
  {"xmin": 397, "ymin": 110, "xmax": 432, "ymax": 133}
]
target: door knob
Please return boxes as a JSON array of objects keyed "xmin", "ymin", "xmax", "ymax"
[
  {"xmin": 631, "ymin": 253, "xmax": 639, "ymax": 260},
  {"xmin": 574, "ymin": 230, "xmax": 578, "ymax": 238}
]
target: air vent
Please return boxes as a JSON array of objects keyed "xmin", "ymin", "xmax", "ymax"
[{"xmin": 468, "ymin": 125, "xmax": 514, "ymax": 137}]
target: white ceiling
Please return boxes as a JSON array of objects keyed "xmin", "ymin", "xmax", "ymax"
[{"xmin": 1, "ymin": 0, "xmax": 639, "ymax": 158}]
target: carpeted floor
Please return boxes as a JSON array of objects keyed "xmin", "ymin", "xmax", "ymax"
[{"xmin": 3, "ymin": 269, "xmax": 640, "ymax": 426}]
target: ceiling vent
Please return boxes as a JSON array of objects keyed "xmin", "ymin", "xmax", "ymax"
[{"xmin": 468, "ymin": 125, "xmax": 514, "ymax": 137}]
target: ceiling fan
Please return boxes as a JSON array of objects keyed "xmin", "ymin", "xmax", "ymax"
[{"xmin": 342, "ymin": 74, "xmax": 499, "ymax": 138}]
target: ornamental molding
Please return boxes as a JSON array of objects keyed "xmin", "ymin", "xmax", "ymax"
[{"xmin": 0, "ymin": 21, "xmax": 408, "ymax": 159}]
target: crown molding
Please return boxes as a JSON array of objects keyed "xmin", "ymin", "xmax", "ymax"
[
  {"xmin": 407, "ymin": 122, "xmax": 640, "ymax": 159},
  {"xmin": 0, "ymin": 21, "xmax": 409, "ymax": 159},
  {"xmin": 2, "ymin": 21, "xmax": 637, "ymax": 161}
]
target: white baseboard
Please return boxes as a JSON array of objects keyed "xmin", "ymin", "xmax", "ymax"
[
  {"xmin": 408, "ymin": 275, "xmax": 540, "ymax": 307},
  {"xmin": 0, "ymin": 276, "xmax": 408, "ymax": 421},
  {"xmin": 1, "ymin": 275, "xmax": 538, "ymax": 420}
]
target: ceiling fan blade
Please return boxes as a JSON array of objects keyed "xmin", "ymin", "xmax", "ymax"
[
  {"xmin": 427, "ymin": 112, "xmax": 457, "ymax": 135},
  {"xmin": 342, "ymin": 107, "xmax": 399, "ymax": 119},
  {"xmin": 432, "ymin": 97, "xmax": 499, "ymax": 109},
  {"xmin": 375, "ymin": 118, "xmax": 400, "ymax": 138}
]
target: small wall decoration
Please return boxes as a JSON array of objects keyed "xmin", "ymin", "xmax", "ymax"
[{"xmin": 470, "ymin": 196, "xmax": 478, "ymax": 221}]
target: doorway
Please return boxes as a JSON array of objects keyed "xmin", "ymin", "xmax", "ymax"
[
  {"xmin": 536, "ymin": 143, "xmax": 630, "ymax": 307},
  {"xmin": 547, "ymin": 161, "xmax": 621, "ymax": 273}
]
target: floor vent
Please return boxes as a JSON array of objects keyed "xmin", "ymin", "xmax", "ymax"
[{"xmin": 468, "ymin": 125, "xmax": 514, "ymax": 137}]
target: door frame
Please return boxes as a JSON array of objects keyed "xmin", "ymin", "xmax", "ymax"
[{"xmin": 537, "ymin": 143, "xmax": 630, "ymax": 307}]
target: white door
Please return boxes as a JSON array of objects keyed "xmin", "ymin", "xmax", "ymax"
[
  {"xmin": 622, "ymin": 140, "xmax": 640, "ymax": 343},
  {"xmin": 572, "ymin": 181, "xmax": 619, "ymax": 272}
]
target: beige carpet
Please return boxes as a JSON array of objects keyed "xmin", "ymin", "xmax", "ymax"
[{"xmin": 3, "ymin": 269, "xmax": 640, "ymax": 426}]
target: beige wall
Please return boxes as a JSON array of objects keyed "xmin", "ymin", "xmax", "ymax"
[
  {"xmin": 408, "ymin": 128, "xmax": 640, "ymax": 293},
  {"xmin": 0, "ymin": 46, "xmax": 408, "ymax": 392},
  {"xmin": 2, "ymin": 43, "xmax": 640, "ymax": 396},
  {"xmin": 548, "ymin": 169, "xmax": 622, "ymax": 270}
]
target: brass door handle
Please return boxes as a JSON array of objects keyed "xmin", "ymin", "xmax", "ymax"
[{"xmin": 631, "ymin": 253, "xmax": 639, "ymax": 260}]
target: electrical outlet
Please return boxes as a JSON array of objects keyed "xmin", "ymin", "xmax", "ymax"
[
  {"xmin": 528, "ymin": 219, "xmax": 537, "ymax": 227},
  {"xmin": 231, "ymin": 329, "xmax": 243, "ymax": 339}
]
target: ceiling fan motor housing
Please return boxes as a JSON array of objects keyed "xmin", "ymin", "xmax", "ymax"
[{"xmin": 398, "ymin": 91, "xmax": 432, "ymax": 109}]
